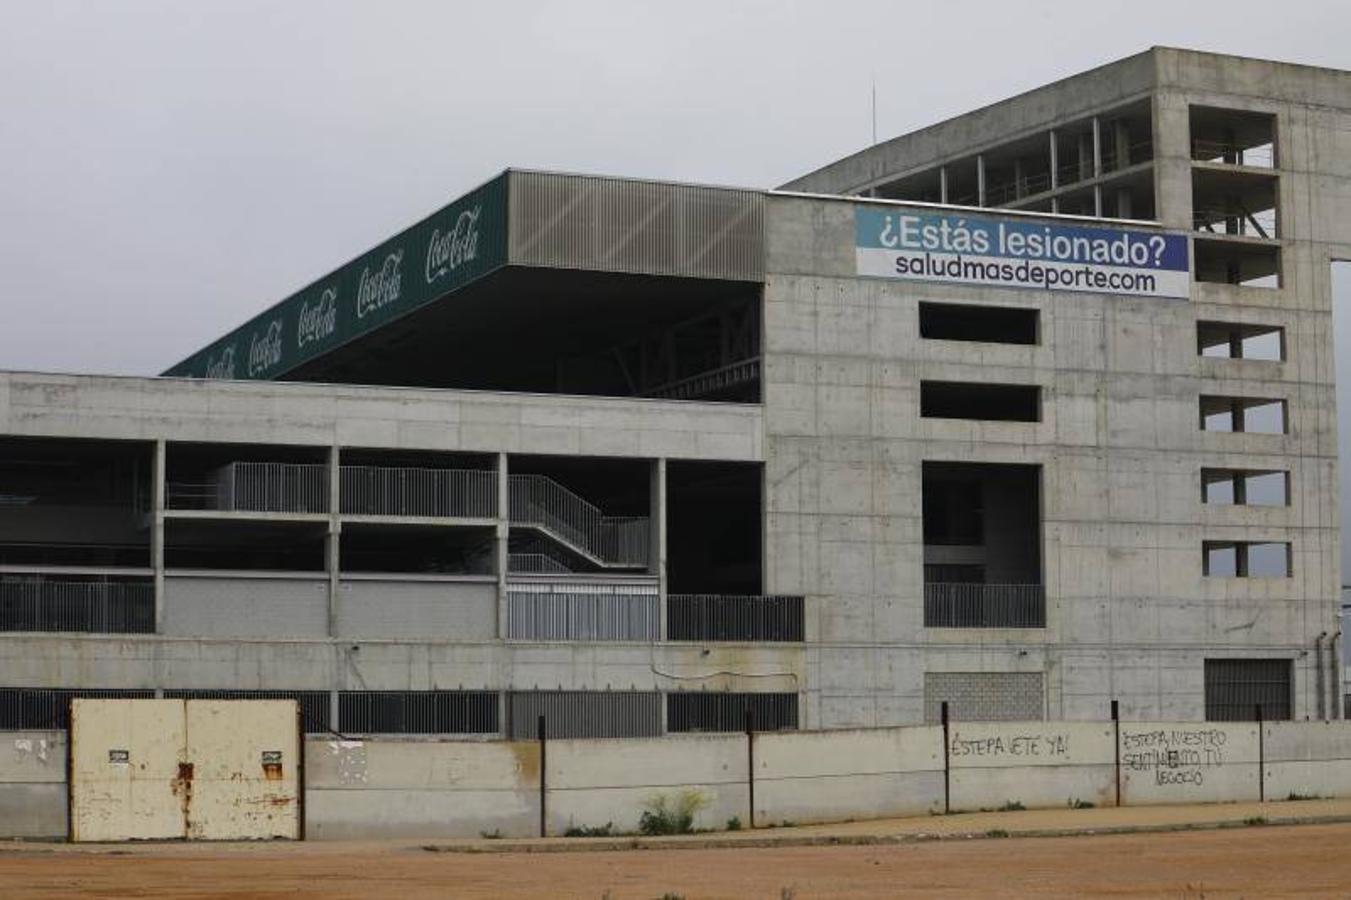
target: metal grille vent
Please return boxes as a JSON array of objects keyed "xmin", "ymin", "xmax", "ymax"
[
  {"xmin": 1204, "ymin": 659, "xmax": 1292, "ymax": 721},
  {"xmin": 506, "ymin": 690, "xmax": 662, "ymax": 739},
  {"xmin": 508, "ymin": 172, "xmax": 764, "ymax": 281},
  {"xmin": 666, "ymin": 691, "xmax": 798, "ymax": 733}
]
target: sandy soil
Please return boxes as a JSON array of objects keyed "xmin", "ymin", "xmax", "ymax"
[{"xmin": 2, "ymin": 821, "xmax": 1348, "ymax": 899}]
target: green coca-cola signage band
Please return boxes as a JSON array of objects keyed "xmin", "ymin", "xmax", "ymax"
[{"xmin": 163, "ymin": 173, "xmax": 509, "ymax": 380}]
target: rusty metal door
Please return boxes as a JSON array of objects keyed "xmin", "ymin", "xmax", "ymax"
[
  {"xmin": 69, "ymin": 698, "xmax": 299, "ymax": 841},
  {"xmin": 69, "ymin": 699, "xmax": 187, "ymax": 841},
  {"xmin": 185, "ymin": 700, "xmax": 299, "ymax": 839}
]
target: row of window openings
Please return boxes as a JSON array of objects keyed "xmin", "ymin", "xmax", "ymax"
[{"xmin": 922, "ymin": 305, "xmax": 1285, "ymax": 364}]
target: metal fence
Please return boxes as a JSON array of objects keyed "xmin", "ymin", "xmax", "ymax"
[
  {"xmin": 509, "ymin": 474, "xmax": 649, "ymax": 567},
  {"xmin": 667, "ymin": 594, "xmax": 804, "ymax": 642},
  {"xmin": 506, "ymin": 690, "xmax": 663, "ymax": 739},
  {"xmin": 667, "ymin": 692, "xmax": 798, "ymax": 733},
  {"xmin": 340, "ymin": 466, "xmax": 497, "ymax": 518},
  {"xmin": 0, "ymin": 580, "xmax": 154, "ymax": 633},
  {"xmin": 168, "ymin": 462, "xmax": 329, "ymax": 513},
  {"xmin": 163, "ymin": 689, "xmax": 332, "ymax": 733},
  {"xmin": 0, "ymin": 688, "xmax": 156, "ymax": 729},
  {"xmin": 923, "ymin": 583, "xmax": 1046, "ymax": 628},
  {"xmin": 1204, "ymin": 659, "xmax": 1293, "ymax": 721},
  {"xmin": 337, "ymin": 690, "xmax": 499, "ymax": 734},
  {"xmin": 507, "ymin": 583, "xmax": 659, "ymax": 641}
]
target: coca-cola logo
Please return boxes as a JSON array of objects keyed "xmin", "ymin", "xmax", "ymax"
[
  {"xmin": 425, "ymin": 206, "xmax": 481, "ymax": 285},
  {"xmin": 204, "ymin": 345, "xmax": 236, "ymax": 380},
  {"xmin": 356, "ymin": 250, "xmax": 404, "ymax": 319},
  {"xmin": 248, "ymin": 319, "xmax": 284, "ymax": 376},
  {"xmin": 297, "ymin": 287, "xmax": 338, "ymax": 348}
]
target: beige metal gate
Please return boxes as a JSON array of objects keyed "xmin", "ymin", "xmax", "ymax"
[{"xmin": 69, "ymin": 698, "xmax": 300, "ymax": 841}]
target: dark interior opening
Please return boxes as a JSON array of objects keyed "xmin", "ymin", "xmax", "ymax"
[
  {"xmin": 666, "ymin": 461, "xmax": 762, "ymax": 594},
  {"xmin": 919, "ymin": 302, "xmax": 1038, "ymax": 344},
  {"xmin": 920, "ymin": 381, "xmax": 1040, "ymax": 422}
]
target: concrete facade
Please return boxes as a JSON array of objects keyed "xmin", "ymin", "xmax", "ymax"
[{"xmin": 2, "ymin": 48, "xmax": 1349, "ymax": 735}]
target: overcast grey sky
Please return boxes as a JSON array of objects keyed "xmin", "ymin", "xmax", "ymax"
[
  {"xmin": 3, "ymin": 2, "xmax": 1351, "ymax": 584},
  {"xmin": 1, "ymin": 0, "xmax": 1347, "ymax": 375}
]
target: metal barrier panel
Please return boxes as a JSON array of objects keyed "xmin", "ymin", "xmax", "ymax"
[
  {"xmin": 923, "ymin": 583, "xmax": 1046, "ymax": 628},
  {"xmin": 1204, "ymin": 659, "xmax": 1293, "ymax": 720},
  {"xmin": 0, "ymin": 580, "xmax": 155, "ymax": 633},
  {"xmin": 667, "ymin": 692, "xmax": 799, "ymax": 733},
  {"xmin": 507, "ymin": 690, "xmax": 662, "ymax": 739},
  {"xmin": 667, "ymin": 594, "xmax": 804, "ymax": 641},
  {"xmin": 339, "ymin": 466, "xmax": 497, "ymax": 518},
  {"xmin": 337, "ymin": 691, "xmax": 499, "ymax": 735},
  {"xmin": 507, "ymin": 582, "xmax": 659, "ymax": 641}
]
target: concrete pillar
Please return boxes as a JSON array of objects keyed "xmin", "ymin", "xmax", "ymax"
[
  {"xmin": 1049, "ymin": 130, "xmax": 1059, "ymax": 191},
  {"xmin": 1078, "ymin": 132, "xmax": 1093, "ymax": 182},
  {"xmin": 1092, "ymin": 117, "xmax": 1102, "ymax": 178},
  {"xmin": 1114, "ymin": 119, "xmax": 1131, "ymax": 169},
  {"xmin": 651, "ymin": 458, "xmax": 667, "ymax": 640},
  {"xmin": 1094, "ymin": 184, "xmax": 1103, "ymax": 218},
  {"xmin": 1013, "ymin": 158, "xmax": 1025, "ymax": 199},
  {"xmin": 939, "ymin": 166, "xmax": 949, "ymax": 204},
  {"xmin": 496, "ymin": 452, "xmax": 510, "ymax": 639},
  {"xmin": 326, "ymin": 445, "xmax": 340, "ymax": 637},
  {"xmin": 977, "ymin": 155, "xmax": 986, "ymax": 206},
  {"xmin": 151, "ymin": 439, "xmax": 165, "ymax": 634}
]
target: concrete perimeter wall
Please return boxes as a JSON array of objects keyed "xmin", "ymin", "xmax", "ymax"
[
  {"xmin": 1, "ymin": 731, "xmax": 66, "ymax": 838},
  {"xmin": 6, "ymin": 720, "xmax": 1351, "ymax": 839}
]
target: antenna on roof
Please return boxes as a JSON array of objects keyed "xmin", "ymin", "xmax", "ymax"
[{"xmin": 871, "ymin": 75, "xmax": 878, "ymax": 146}]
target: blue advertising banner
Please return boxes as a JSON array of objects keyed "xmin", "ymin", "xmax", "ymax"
[{"xmin": 855, "ymin": 208, "xmax": 1190, "ymax": 299}]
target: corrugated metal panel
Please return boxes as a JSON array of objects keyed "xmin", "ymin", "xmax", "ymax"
[
  {"xmin": 507, "ymin": 690, "xmax": 662, "ymax": 739},
  {"xmin": 508, "ymin": 171, "xmax": 764, "ymax": 281},
  {"xmin": 508, "ymin": 581, "xmax": 659, "ymax": 641}
]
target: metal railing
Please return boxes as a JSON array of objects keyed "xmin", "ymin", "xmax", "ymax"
[
  {"xmin": 507, "ymin": 553, "xmax": 573, "ymax": 575},
  {"xmin": 340, "ymin": 466, "xmax": 496, "ymax": 518},
  {"xmin": 667, "ymin": 594, "xmax": 804, "ymax": 642},
  {"xmin": 168, "ymin": 462, "xmax": 329, "ymax": 513},
  {"xmin": 924, "ymin": 583, "xmax": 1046, "ymax": 628},
  {"xmin": 1192, "ymin": 140, "xmax": 1275, "ymax": 168},
  {"xmin": 0, "ymin": 580, "xmax": 155, "ymax": 633},
  {"xmin": 509, "ymin": 474, "xmax": 649, "ymax": 567},
  {"xmin": 507, "ymin": 583, "xmax": 659, "ymax": 640}
]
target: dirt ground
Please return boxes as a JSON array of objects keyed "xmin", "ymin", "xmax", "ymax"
[{"xmin": 2, "ymin": 822, "xmax": 1350, "ymax": 899}]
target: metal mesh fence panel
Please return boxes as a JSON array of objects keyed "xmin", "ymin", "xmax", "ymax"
[
  {"xmin": 667, "ymin": 594, "xmax": 804, "ymax": 642},
  {"xmin": 164, "ymin": 689, "xmax": 332, "ymax": 733}
]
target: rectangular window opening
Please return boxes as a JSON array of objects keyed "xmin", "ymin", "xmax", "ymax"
[
  {"xmin": 919, "ymin": 302, "xmax": 1038, "ymax": 345},
  {"xmin": 1201, "ymin": 469, "xmax": 1289, "ymax": 506},
  {"xmin": 1203, "ymin": 541, "xmax": 1292, "ymax": 578},
  {"xmin": 1204, "ymin": 659, "xmax": 1291, "ymax": 721},
  {"xmin": 921, "ymin": 381, "xmax": 1040, "ymax": 423},
  {"xmin": 1199, "ymin": 396, "xmax": 1287, "ymax": 434},
  {"xmin": 1197, "ymin": 322, "xmax": 1284, "ymax": 361}
]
